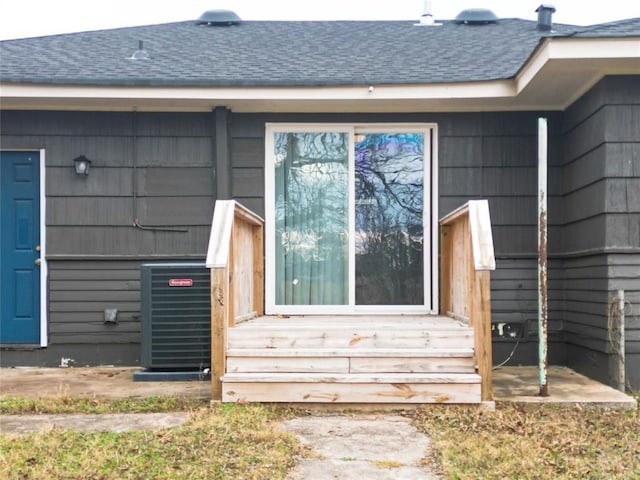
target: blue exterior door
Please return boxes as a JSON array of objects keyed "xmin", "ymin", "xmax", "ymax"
[{"xmin": 0, "ymin": 151, "xmax": 41, "ymax": 344}]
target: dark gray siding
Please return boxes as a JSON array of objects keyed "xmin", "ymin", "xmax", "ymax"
[
  {"xmin": 491, "ymin": 258, "xmax": 566, "ymax": 366},
  {"xmin": 1, "ymin": 111, "xmax": 215, "ymax": 253},
  {"xmin": 48, "ymin": 260, "xmax": 141, "ymax": 344},
  {"xmin": 561, "ymin": 76, "xmax": 640, "ymax": 390},
  {"xmin": 229, "ymin": 114, "xmax": 265, "ymax": 216},
  {"xmin": 1, "ymin": 111, "xmax": 214, "ymax": 364},
  {"xmin": 609, "ymin": 254, "xmax": 640, "ymax": 389}
]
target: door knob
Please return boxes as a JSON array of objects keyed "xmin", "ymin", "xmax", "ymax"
[{"xmin": 35, "ymin": 258, "xmax": 42, "ymax": 266}]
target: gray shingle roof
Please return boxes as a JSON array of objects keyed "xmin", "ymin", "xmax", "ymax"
[
  {"xmin": 567, "ymin": 17, "xmax": 640, "ymax": 37},
  {"xmin": 0, "ymin": 17, "xmax": 638, "ymax": 87}
]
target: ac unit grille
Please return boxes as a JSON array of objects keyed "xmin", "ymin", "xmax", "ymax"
[{"xmin": 141, "ymin": 263, "xmax": 211, "ymax": 370}]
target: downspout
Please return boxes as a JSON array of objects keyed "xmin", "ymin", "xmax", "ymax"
[
  {"xmin": 537, "ymin": 117, "xmax": 549, "ymax": 397},
  {"xmin": 131, "ymin": 110, "xmax": 188, "ymax": 233}
]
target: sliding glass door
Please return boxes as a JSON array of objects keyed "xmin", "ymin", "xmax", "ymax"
[
  {"xmin": 354, "ymin": 131, "xmax": 425, "ymax": 306},
  {"xmin": 266, "ymin": 124, "xmax": 437, "ymax": 314},
  {"xmin": 273, "ymin": 131, "xmax": 349, "ymax": 306}
]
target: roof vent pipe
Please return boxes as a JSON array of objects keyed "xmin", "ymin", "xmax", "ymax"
[
  {"xmin": 127, "ymin": 40, "xmax": 150, "ymax": 60},
  {"xmin": 536, "ymin": 4, "xmax": 556, "ymax": 31},
  {"xmin": 420, "ymin": 0, "xmax": 434, "ymax": 25},
  {"xmin": 416, "ymin": 0, "xmax": 442, "ymax": 26}
]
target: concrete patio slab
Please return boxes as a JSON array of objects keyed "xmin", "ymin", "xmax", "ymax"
[
  {"xmin": 493, "ymin": 365, "xmax": 637, "ymax": 409},
  {"xmin": 0, "ymin": 366, "xmax": 210, "ymax": 400}
]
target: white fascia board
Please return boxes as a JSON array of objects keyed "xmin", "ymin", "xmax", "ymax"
[
  {"xmin": 516, "ymin": 37, "xmax": 640, "ymax": 94},
  {"xmin": 0, "ymin": 80, "xmax": 515, "ymax": 103},
  {"xmin": 0, "ymin": 82, "xmax": 516, "ymax": 112},
  {"xmin": 516, "ymin": 37, "xmax": 553, "ymax": 94},
  {"xmin": 548, "ymin": 37, "xmax": 640, "ymax": 60}
]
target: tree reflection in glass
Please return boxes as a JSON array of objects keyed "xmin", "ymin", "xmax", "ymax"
[
  {"xmin": 274, "ymin": 132, "xmax": 349, "ymax": 305},
  {"xmin": 355, "ymin": 133, "xmax": 424, "ymax": 305}
]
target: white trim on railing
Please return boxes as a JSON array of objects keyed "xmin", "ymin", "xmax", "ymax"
[
  {"xmin": 468, "ymin": 200, "xmax": 496, "ymax": 271},
  {"xmin": 205, "ymin": 200, "xmax": 264, "ymax": 269},
  {"xmin": 206, "ymin": 200, "xmax": 236, "ymax": 268},
  {"xmin": 439, "ymin": 200, "xmax": 495, "ymax": 272}
]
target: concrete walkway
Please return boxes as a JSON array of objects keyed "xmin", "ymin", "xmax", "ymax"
[
  {"xmin": 0, "ymin": 412, "xmax": 189, "ymax": 434},
  {"xmin": 281, "ymin": 414, "xmax": 440, "ymax": 479}
]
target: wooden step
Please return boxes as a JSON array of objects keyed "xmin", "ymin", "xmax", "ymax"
[
  {"xmin": 226, "ymin": 348, "xmax": 476, "ymax": 374},
  {"xmin": 236, "ymin": 315, "xmax": 470, "ymax": 328},
  {"xmin": 224, "ymin": 373, "xmax": 480, "ymax": 383},
  {"xmin": 227, "ymin": 327, "xmax": 473, "ymax": 350},
  {"xmin": 226, "ymin": 347, "xmax": 474, "ymax": 357},
  {"xmin": 222, "ymin": 372, "xmax": 482, "ymax": 404},
  {"xmin": 222, "ymin": 315, "xmax": 480, "ymax": 404}
]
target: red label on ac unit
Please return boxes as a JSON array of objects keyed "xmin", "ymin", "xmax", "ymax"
[{"xmin": 168, "ymin": 278, "xmax": 193, "ymax": 287}]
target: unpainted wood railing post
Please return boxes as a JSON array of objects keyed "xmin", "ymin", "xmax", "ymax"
[
  {"xmin": 473, "ymin": 270, "xmax": 493, "ymax": 401},
  {"xmin": 211, "ymin": 266, "xmax": 228, "ymax": 401},
  {"xmin": 228, "ymin": 222, "xmax": 236, "ymax": 328},
  {"xmin": 465, "ymin": 215, "xmax": 474, "ymax": 325},
  {"xmin": 207, "ymin": 200, "xmax": 265, "ymax": 402},
  {"xmin": 440, "ymin": 200, "xmax": 495, "ymax": 403},
  {"xmin": 253, "ymin": 224, "xmax": 264, "ymax": 316},
  {"xmin": 440, "ymin": 225, "xmax": 452, "ymax": 315}
]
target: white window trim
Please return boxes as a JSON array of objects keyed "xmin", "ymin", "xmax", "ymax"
[{"xmin": 265, "ymin": 123, "xmax": 439, "ymax": 316}]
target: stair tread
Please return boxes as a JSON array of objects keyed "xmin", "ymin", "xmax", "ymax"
[
  {"xmin": 231, "ymin": 325, "xmax": 472, "ymax": 331},
  {"xmin": 222, "ymin": 372, "xmax": 481, "ymax": 383},
  {"xmin": 226, "ymin": 348, "xmax": 474, "ymax": 357}
]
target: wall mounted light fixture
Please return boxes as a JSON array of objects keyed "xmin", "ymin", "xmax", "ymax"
[{"xmin": 73, "ymin": 155, "xmax": 91, "ymax": 176}]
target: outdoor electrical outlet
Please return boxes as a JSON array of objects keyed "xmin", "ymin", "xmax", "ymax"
[{"xmin": 492, "ymin": 322, "xmax": 525, "ymax": 339}]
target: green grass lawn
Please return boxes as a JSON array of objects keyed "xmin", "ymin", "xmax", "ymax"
[
  {"xmin": 413, "ymin": 395, "xmax": 640, "ymax": 480},
  {"xmin": 1, "ymin": 395, "xmax": 638, "ymax": 479},
  {"xmin": 0, "ymin": 402, "xmax": 306, "ymax": 480}
]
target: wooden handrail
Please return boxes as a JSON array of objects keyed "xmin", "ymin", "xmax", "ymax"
[
  {"xmin": 440, "ymin": 200, "xmax": 495, "ymax": 401},
  {"xmin": 206, "ymin": 200, "xmax": 264, "ymax": 400}
]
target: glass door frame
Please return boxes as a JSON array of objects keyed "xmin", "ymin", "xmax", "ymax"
[{"xmin": 264, "ymin": 123, "xmax": 439, "ymax": 315}]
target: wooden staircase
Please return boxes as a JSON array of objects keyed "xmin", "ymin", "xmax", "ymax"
[
  {"xmin": 221, "ymin": 315, "xmax": 482, "ymax": 404},
  {"xmin": 206, "ymin": 200, "xmax": 495, "ymax": 405}
]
